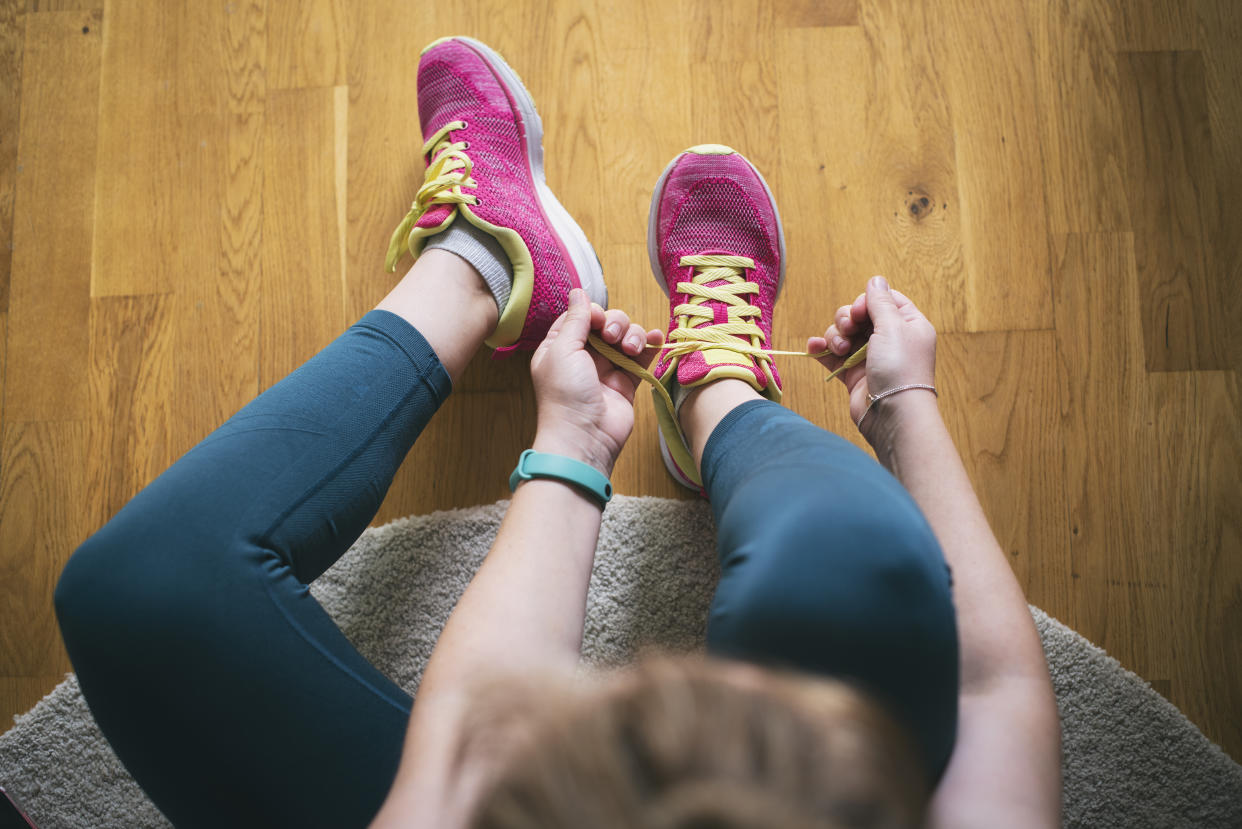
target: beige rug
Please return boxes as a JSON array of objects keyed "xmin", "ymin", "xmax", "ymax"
[{"xmin": 2, "ymin": 495, "xmax": 1240, "ymax": 828}]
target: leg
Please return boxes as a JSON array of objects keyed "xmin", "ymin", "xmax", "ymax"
[
  {"xmin": 682, "ymin": 381, "xmax": 960, "ymax": 782},
  {"xmin": 54, "ymin": 250, "xmax": 493, "ymax": 828}
]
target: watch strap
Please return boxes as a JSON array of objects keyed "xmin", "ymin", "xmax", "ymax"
[{"xmin": 508, "ymin": 449, "xmax": 612, "ymax": 507}]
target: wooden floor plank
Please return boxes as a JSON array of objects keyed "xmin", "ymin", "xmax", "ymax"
[
  {"xmin": 1139, "ymin": 369, "xmax": 1242, "ymax": 753},
  {"xmin": 92, "ymin": 0, "xmax": 226, "ymax": 297},
  {"xmin": 933, "ymin": 0, "xmax": 1054, "ymax": 331},
  {"xmin": 25, "ymin": 0, "xmax": 99, "ymax": 10},
  {"xmin": 85, "ymin": 295, "xmax": 175, "ymax": 527},
  {"xmin": 6, "ymin": 9, "xmax": 100, "ymax": 423},
  {"xmin": 1026, "ymin": 0, "xmax": 1130, "ymax": 234},
  {"xmin": 688, "ymin": 0, "xmax": 774, "ymax": 61},
  {"xmin": 266, "ymin": 0, "xmax": 347, "ymax": 91},
  {"xmin": 0, "ymin": 421, "xmax": 87, "ymax": 677},
  {"xmin": 775, "ymin": 18, "xmax": 967, "ymax": 340},
  {"xmin": 939, "ymin": 330, "xmax": 1073, "ymax": 623},
  {"xmin": 1052, "ymin": 231, "xmax": 1170, "ymax": 687},
  {"xmin": 1196, "ymin": 0, "xmax": 1242, "ymax": 368},
  {"xmin": 689, "ymin": 60, "xmax": 780, "ymax": 190},
  {"xmin": 774, "ymin": 0, "xmax": 857, "ymax": 28},
  {"xmin": 1117, "ymin": 50, "xmax": 1227, "ymax": 372},
  {"xmin": 0, "ymin": 0, "xmax": 23, "ymax": 316},
  {"xmin": 260, "ymin": 86, "xmax": 346, "ymax": 387},
  {"xmin": 596, "ymin": 26, "xmax": 692, "ymax": 250},
  {"xmin": 167, "ymin": 0, "xmax": 264, "ymax": 454},
  {"xmin": 1111, "ymin": 0, "xmax": 1199, "ymax": 50}
]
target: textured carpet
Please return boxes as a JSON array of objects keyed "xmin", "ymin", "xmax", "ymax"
[{"xmin": 2, "ymin": 495, "xmax": 1240, "ymax": 828}]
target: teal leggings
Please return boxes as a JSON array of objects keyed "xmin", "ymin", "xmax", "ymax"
[{"xmin": 55, "ymin": 310, "xmax": 957, "ymax": 828}]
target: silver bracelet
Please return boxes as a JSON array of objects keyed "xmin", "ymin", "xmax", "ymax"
[{"xmin": 855, "ymin": 383, "xmax": 938, "ymax": 429}]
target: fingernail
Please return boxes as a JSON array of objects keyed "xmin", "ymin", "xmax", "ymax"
[
  {"xmin": 606, "ymin": 323, "xmax": 622, "ymax": 338},
  {"xmin": 871, "ymin": 275, "xmax": 889, "ymax": 290},
  {"xmin": 570, "ymin": 289, "xmax": 586, "ymax": 306},
  {"xmin": 626, "ymin": 335, "xmax": 642, "ymax": 350},
  {"xmin": 832, "ymin": 336, "xmax": 848, "ymax": 352}
]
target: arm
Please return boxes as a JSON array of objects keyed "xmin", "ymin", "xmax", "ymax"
[
  {"xmin": 371, "ymin": 290, "xmax": 662, "ymax": 828},
  {"xmin": 811, "ymin": 277, "xmax": 1061, "ymax": 828}
]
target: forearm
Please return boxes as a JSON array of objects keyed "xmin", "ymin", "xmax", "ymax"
[
  {"xmin": 872, "ymin": 395, "xmax": 1061, "ymax": 824},
  {"xmin": 868, "ymin": 393, "xmax": 1051, "ymax": 691},
  {"xmin": 425, "ymin": 478, "xmax": 602, "ymax": 683},
  {"xmin": 375, "ymin": 451, "xmax": 605, "ymax": 826}
]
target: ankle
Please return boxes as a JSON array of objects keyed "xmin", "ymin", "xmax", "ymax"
[
  {"xmin": 413, "ymin": 249, "xmax": 499, "ymax": 326},
  {"xmin": 678, "ymin": 379, "xmax": 764, "ymax": 470},
  {"xmin": 375, "ymin": 249, "xmax": 497, "ymax": 381}
]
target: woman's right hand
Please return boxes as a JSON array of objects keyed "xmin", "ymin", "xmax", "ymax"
[{"xmin": 806, "ymin": 276, "xmax": 938, "ymax": 442}]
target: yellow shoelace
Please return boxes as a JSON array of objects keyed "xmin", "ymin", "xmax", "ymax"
[
  {"xmin": 587, "ymin": 254, "xmax": 868, "ymax": 424},
  {"xmin": 385, "ymin": 120, "xmax": 479, "ymax": 272}
]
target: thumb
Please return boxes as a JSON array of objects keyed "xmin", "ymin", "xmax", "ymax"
[
  {"xmin": 555, "ymin": 288, "xmax": 592, "ymax": 350},
  {"xmin": 864, "ymin": 275, "xmax": 900, "ymax": 327}
]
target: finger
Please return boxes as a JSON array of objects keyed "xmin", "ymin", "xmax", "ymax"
[
  {"xmin": 543, "ymin": 308, "xmax": 571, "ymax": 340},
  {"xmin": 818, "ymin": 322, "xmax": 849, "ymax": 356},
  {"xmin": 590, "ymin": 302, "xmax": 607, "ymax": 331},
  {"xmin": 836, "ymin": 304, "xmax": 860, "ymax": 337},
  {"xmin": 621, "ymin": 322, "xmax": 646, "ymax": 355},
  {"xmin": 864, "ymin": 276, "xmax": 900, "ymax": 327},
  {"xmin": 635, "ymin": 328, "xmax": 665, "ymax": 370},
  {"xmin": 807, "ymin": 335, "xmax": 831, "ymax": 359},
  {"xmin": 555, "ymin": 289, "xmax": 593, "ymax": 350},
  {"xmin": 601, "ymin": 308, "xmax": 631, "ymax": 343},
  {"xmin": 850, "ymin": 292, "xmax": 868, "ymax": 325}
]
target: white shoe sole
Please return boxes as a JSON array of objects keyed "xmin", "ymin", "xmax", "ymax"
[{"xmin": 457, "ymin": 37, "xmax": 608, "ymax": 309}]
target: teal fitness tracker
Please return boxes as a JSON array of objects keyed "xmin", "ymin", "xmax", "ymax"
[{"xmin": 508, "ymin": 449, "xmax": 613, "ymax": 507}]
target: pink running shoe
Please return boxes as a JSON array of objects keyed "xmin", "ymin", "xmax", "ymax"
[
  {"xmin": 648, "ymin": 145, "xmax": 786, "ymax": 489},
  {"xmin": 386, "ymin": 36, "xmax": 607, "ymax": 350}
]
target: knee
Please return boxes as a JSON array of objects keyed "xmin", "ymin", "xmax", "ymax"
[
  {"xmin": 55, "ymin": 514, "xmax": 196, "ymax": 660},
  {"xmin": 55, "ymin": 524, "xmax": 135, "ymax": 652},
  {"xmin": 709, "ymin": 490, "xmax": 956, "ymax": 671}
]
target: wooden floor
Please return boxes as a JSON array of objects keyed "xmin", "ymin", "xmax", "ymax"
[{"xmin": 1, "ymin": 0, "xmax": 1239, "ymax": 762}]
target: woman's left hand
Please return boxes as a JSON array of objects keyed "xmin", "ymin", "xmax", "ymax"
[{"xmin": 530, "ymin": 289, "xmax": 664, "ymax": 476}]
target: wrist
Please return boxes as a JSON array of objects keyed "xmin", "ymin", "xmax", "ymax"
[
  {"xmin": 531, "ymin": 429, "xmax": 616, "ymax": 477},
  {"xmin": 862, "ymin": 390, "xmax": 943, "ymax": 465}
]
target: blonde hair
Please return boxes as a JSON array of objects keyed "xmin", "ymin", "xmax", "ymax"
[{"xmin": 463, "ymin": 656, "xmax": 927, "ymax": 828}]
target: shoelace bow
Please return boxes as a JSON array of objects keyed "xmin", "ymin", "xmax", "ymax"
[
  {"xmin": 385, "ymin": 120, "xmax": 478, "ymax": 272},
  {"xmin": 587, "ymin": 255, "xmax": 868, "ymax": 417}
]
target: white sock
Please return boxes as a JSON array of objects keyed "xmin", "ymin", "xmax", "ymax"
[
  {"xmin": 422, "ymin": 220, "xmax": 512, "ymax": 314},
  {"xmin": 672, "ymin": 378, "xmax": 691, "ymax": 415}
]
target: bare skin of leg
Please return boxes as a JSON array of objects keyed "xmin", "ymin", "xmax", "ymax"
[
  {"xmin": 375, "ymin": 248, "xmax": 499, "ymax": 384},
  {"xmin": 679, "ymin": 378, "xmax": 764, "ymax": 476}
]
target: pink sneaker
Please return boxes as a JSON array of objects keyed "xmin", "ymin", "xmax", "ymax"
[
  {"xmin": 386, "ymin": 36, "xmax": 607, "ymax": 350},
  {"xmin": 648, "ymin": 145, "xmax": 786, "ymax": 489}
]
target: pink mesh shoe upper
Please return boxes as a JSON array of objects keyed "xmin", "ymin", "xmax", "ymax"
[
  {"xmin": 652, "ymin": 152, "xmax": 784, "ymax": 391},
  {"xmin": 416, "ymin": 40, "xmax": 582, "ymax": 348}
]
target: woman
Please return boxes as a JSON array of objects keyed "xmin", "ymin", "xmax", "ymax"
[{"xmin": 55, "ymin": 37, "xmax": 1060, "ymax": 828}]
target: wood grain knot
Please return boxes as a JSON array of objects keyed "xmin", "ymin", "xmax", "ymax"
[{"xmin": 904, "ymin": 189, "xmax": 935, "ymax": 221}]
